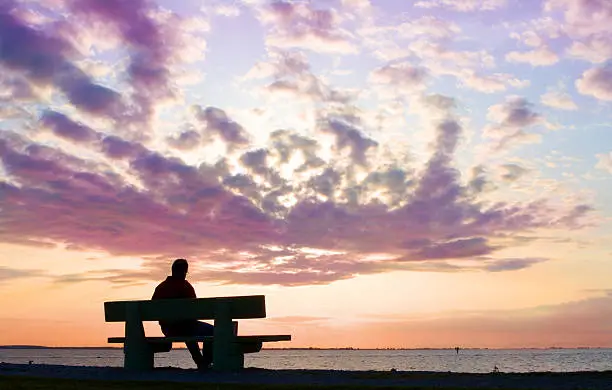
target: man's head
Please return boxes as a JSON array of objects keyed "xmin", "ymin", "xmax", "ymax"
[{"xmin": 171, "ymin": 258, "xmax": 189, "ymax": 279}]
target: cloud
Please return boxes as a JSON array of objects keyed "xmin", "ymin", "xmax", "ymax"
[
  {"xmin": 318, "ymin": 115, "xmax": 378, "ymax": 166},
  {"xmin": 545, "ymin": 0, "xmax": 612, "ymax": 37},
  {"xmin": 483, "ymin": 97, "xmax": 544, "ymax": 152},
  {"xmin": 40, "ymin": 110, "xmax": 99, "ymax": 144},
  {"xmin": 69, "ymin": 0, "xmax": 211, "ymax": 127},
  {"xmin": 506, "ymin": 47, "xmax": 559, "ymax": 66},
  {"xmin": 0, "ymin": 266, "xmax": 46, "ymax": 283},
  {"xmin": 414, "ymin": 0, "xmax": 507, "ymax": 12},
  {"xmin": 0, "ymin": 121, "xmax": 592, "ymax": 286},
  {"xmin": 483, "ymin": 257, "xmax": 545, "ymax": 272},
  {"xmin": 458, "ymin": 71, "xmax": 529, "ymax": 93},
  {"xmin": 510, "ymin": 30, "xmax": 544, "ymax": 48},
  {"xmin": 70, "ymin": 0, "xmax": 174, "ymax": 94},
  {"xmin": 499, "ymin": 163, "xmax": 529, "ymax": 182},
  {"xmin": 370, "ymin": 63, "xmax": 428, "ymax": 92},
  {"xmin": 193, "ymin": 106, "xmax": 250, "ymax": 148},
  {"xmin": 0, "ymin": 7, "xmax": 123, "ymax": 117},
  {"xmin": 0, "ymin": 0, "xmax": 598, "ymax": 287},
  {"xmin": 255, "ymin": 1, "xmax": 357, "ymax": 54},
  {"xmin": 394, "ymin": 40, "xmax": 528, "ymax": 93},
  {"xmin": 166, "ymin": 129, "xmax": 202, "ymax": 151},
  {"xmin": 0, "ymin": 74, "xmax": 37, "ymax": 101},
  {"xmin": 567, "ymin": 36, "xmax": 612, "ymax": 63},
  {"xmin": 245, "ymin": 50, "xmax": 353, "ymax": 104},
  {"xmin": 540, "ymin": 91, "xmax": 578, "ymax": 110},
  {"xmin": 576, "ymin": 65, "xmax": 612, "ymax": 101},
  {"xmin": 487, "ymin": 97, "xmax": 540, "ymax": 128},
  {"xmin": 364, "ymin": 16, "xmax": 461, "ymax": 41}
]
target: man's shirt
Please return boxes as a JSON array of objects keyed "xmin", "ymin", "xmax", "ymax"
[
  {"xmin": 152, "ymin": 276, "xmax": 196, "ymax": 300},
  {"xmin": 152, "ymin": 276, "xmax": 197, "ymax": 335}
]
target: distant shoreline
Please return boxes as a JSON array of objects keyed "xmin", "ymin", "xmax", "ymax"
[{"xmin": 1, "ymin": 345, "xmax": 610, "ymax": 350}]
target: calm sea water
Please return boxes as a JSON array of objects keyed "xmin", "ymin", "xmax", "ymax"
[{"xmin": 1, "ymin": 348, "xmax": 612, "ymax": 373}]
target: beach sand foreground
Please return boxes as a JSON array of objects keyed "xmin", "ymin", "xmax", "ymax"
[{"xmin": 2, "ymin": 363, "xmax": 612, "ymax": 389}]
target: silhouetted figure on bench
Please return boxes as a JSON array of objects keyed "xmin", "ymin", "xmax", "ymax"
[{"xmin": 152, "ymin": 258, "xmax": 214, "ymax": 370}]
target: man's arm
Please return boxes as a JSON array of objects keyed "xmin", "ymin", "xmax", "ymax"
[{"xmin": 185, "ymin": 282, "xmax": 196, "ymax": 298}]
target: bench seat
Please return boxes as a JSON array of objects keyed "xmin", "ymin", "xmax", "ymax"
[{"xmin": 108, "ymin": 335, "xmax": 291, "ymax": 344}]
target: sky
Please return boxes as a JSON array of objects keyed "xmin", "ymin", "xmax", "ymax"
[{"xmin": 0, "ymin": 0, "xmax": 612, "ymax": 349}]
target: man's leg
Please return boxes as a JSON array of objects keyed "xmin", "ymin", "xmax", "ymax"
[
  {"xmin": 185, "ymin": 341, "xmax": 207, "ymax": 369},
  {"xmin": 193, "ymin": 321, "xmax": 214, "ymax": 367}
]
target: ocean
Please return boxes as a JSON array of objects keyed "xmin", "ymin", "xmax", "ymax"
[{"xmin": 1, "ymin": 348, "xmax": 611, "ymax": 373}]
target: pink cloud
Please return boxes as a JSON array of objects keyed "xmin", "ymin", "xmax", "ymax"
[
  {"xmin": 567, "ymin": 36, "xmax": 612, "ymax": 63},
  {"xmin": 414, "ymin": 0, "xmax": 507, "ymax": 12},
  {"xmin": 245, "ymin": 50, "xmax": 355, "ymax": 104},
  {"xmin": 540, "ymin": 91, "xmax": 578, "ymax": 110},
  {"xmin": 0, "ymin": 0, "xmax": 598, "ymax": 288},
  {"xmin": 256, "ymin": 1, "xmax": 357, "ymax": 54},
  {"xmin": 576, "ymin": 65, "xmax": 612, "ymax": 101},
  {"xmin": 370, "ymin": 63, "xmax": 428, "ymax": 92},
  {"xmin": 506, "ymin": 46, "xmax": 559, "ymax": 66},
  {"xmin": 545, "ymin": 0, "xmax": 612, "ymax": 37},
  {"xmin": 0, "ymin": 117, "xmax": 592, "ymax": 286}
]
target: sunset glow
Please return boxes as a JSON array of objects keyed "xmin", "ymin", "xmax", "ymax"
[{"xmin": 1, "ymin": 0, "xmax": 612, "ymax": 348}]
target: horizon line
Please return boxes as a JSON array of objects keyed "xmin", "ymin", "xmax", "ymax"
[{"xmin": 2, "ymin": 345, "xmax": 611, "ymax": 350}]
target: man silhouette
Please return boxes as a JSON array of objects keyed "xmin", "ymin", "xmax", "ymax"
[{"xmin": 152, "ymin": 258, "xmax": 214, "ymax": 369}]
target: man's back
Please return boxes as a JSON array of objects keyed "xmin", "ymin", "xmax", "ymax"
[
  {"xmin": 152, "ymin": 276, "xmax": 196, "ymax": 300},
  {"xmin": 152, "ymin": 275, "xmax": 197, "ymax": 335}
]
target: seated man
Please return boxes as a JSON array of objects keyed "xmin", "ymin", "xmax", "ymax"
[{"xmin": 152, "ymin": 258, "xmax": 214, "ymax": 369}]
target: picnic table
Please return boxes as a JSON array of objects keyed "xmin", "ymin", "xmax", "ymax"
[{"xmin": 105, "ymin": 295, "xmax": 291, "ymax": 371}]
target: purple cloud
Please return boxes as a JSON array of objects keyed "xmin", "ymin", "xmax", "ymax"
[
  {"xmin": 166, "ymin": 129, "xmax": 202, "ymax": 151},
  {"xmin": 257, "ymin": 1, "xmax": 357, "ymax": 53},
  {"xmin": 41, "ymin": 111, "xmax": 99, "ymax": 144},
  {"xmin": 0, "ymin": 7, "xmax": 122, "ymax": 117},
  {"xmin": 318, "ymin": 116, "xmax": 378, "ymax": 166},
  {"xmin": 69, "ymin": 0, "xmax": 184, "ymax": 125},
  {"xmin": 483, "ymin": 257, "xmax": 545, "ymax": 272},
  {"xmin": 484, "ymin": 97, "xmax": 542, "ymax": 150},
  {"xmin": 70, "ymin": 0, "xmax": 171, "ymax": 88},
  {"xmin": 0, "ymin": 125, "xmax": 594, "ymax": 286},
  {"xmin": 100, "ymin": 135, "xmax": 147, "ymax": 160},
  {"xmin": 0, "ymin": 0, "xmax": 599, "ymax": 288},
  {"xmin": 194, "ymin": 106, "xmax": 250, "ymax": 147},
  {"xmin": 412, "ymin": 237, "xmax": 496, "ymax": 260},
  {"xmin": 370, "ymin": 63, "xmax": 428, "ymax": 91}
]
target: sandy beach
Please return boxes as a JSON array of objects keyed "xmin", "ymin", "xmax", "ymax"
[{"xmin": 2, "ymin": 363, "xmax": 612, "ymax": 389}]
